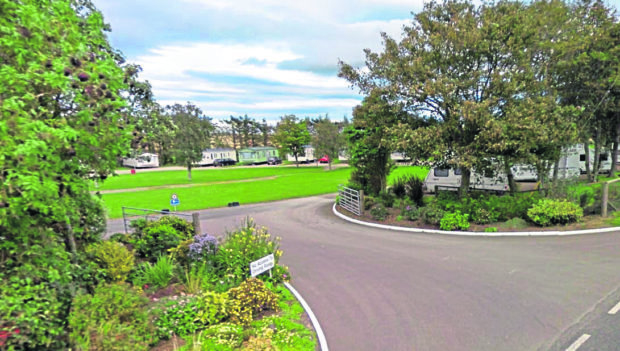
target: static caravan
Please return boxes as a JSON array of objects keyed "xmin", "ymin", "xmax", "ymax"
[
  {"xmin": 390, "ymin": 152, "xmax": 409, "ymax": 163},
  {"xmin": 238, "ymin": 147, "xmax": 279, "ymax": 165},
  {"xmin": 564, "ymin": 144, "xmax": 612, "ymax": 174},
  {"xmin": 423, "ymin": 167, "xmax": 509, "ymax": 193},
  {"xmin": 287, "ymin": 145, "xmax": 315, "ymax": 163},
  {"xmin": 195, "ymin": 148, "xmax": 237, "ymax": 166},
  {"xmin": 122, "ymin": 153, "xmax": 159, "ymax": 168}
]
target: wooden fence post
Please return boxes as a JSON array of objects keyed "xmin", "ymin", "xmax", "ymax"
[
  {"xmin": 359, "ymin": 190, "xmax": 364, "ymax": 215},
  {"xmin": 602, "ymin": 182, "xmax": 609, "ymax": 218},
  {"xmin": 192, "ymin": 212, "xmax": 201, "ymax": 235}
]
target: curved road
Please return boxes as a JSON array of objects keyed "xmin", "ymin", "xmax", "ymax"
[{"xmin": 108, "ymin": 195, "xmax": 620, "ymax": 350}]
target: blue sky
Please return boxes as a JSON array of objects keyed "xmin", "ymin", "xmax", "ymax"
[{"xmin": 92, "ymin": 0, "xmax": 426, "ymax": 122}]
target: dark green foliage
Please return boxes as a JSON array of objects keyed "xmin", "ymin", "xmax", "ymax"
[
  {"xmin": 527, "ymin": 199, "xmax": 584, "ymax": 226},
  {"xmin": 68, "ymin": 283, "xmax": 159, "ymax": 350},
  {"xmin": 363, "ymin": 196, "xmax": 375, "ymax": 211},
  {"xmin": 391, "ymin": 177, "xmax": 408, "ymax": 198},
  {"xmin": 133, "ymin": 256, "xmax": 176, "ymax": 288},
  {"xmin": 420, "ymin": 202, "xmax": 446, "ymax": 225},
  {"xmin": 130, "ymin": 216, "xmax": 194, "ymax": 261},
  {"xmin": 400, "ymin": 204, "xmax": 420, "ymax": 221},
  {"xmin": 155, "ymin": 291, "xmax": 229, "ymax": 338},
  {"xmin": 272, "ymin": 115, "xmax": 311, "ymax": 167},
  {"xmin": 378, "ymin": 191, "xmax": 395, "ymax": 208},
  {"xmin": 405, "ymin": 175, "xmax": 425, "ymax": 207},
  {"xmin": 370, "ymin": 203, "xmax": 388, "ymax": 221},
  {"xmin": 440, "ymin": 211, "xmax": 470, "ymax": 231}
]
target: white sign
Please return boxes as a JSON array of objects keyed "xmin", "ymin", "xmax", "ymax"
[{"xmin": 250, "ymin": 254, "xmax": 275, "ymax": 277}]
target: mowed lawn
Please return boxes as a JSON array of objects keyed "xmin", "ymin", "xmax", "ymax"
[{"xmin": 100, "ymin": 165, "xmax": 429, "ymax": 218}]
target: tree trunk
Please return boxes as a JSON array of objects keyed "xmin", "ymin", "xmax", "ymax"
[
  {"xmin": 459, "ymin": 168, "xmax": 471, "ymax": 198},
  {"xmin": 593, "ymin": 122, "xmax": 602, "ymax": 182},
  {"xmin": 295, "ymin": 154, "xmax": 299, "ymax": 168},
  {"xmin": 584, "ymin": 139, "xmax": 592, "ymax": 182},
  {"xmin": 187, "ymin": 164, "xmax": 192, "ymax": 180},
  {"xmin": 610, "ymin": 122, "xmax": 619, "ymax": 178},
  {"xmin": 503, "ymin": 157, "xmax": 517, "ymax": 194},
  {"xmin": 328, "ymin": 160, "xmax": 332, "ymax": 170},
  {"xmin": 552, "ymin": 157, "xmax": 560, "ymax": 188}
]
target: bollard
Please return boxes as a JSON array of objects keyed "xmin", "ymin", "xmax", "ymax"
[{"xmin": 192, "ymin": 212, "xmax": 201, "ymax": 235}]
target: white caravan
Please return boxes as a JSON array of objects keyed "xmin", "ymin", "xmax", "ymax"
[
  {"xmin": 287, "ymin": 145, "xmax": 315, "ymax": 163},
  {"xmin": 423, "ymin": 167, "xmax": 509, "ymax": 193},
  {"xmin": 122, "ymin": 153, "xmax": 159, "ymax": 168},
  {"xmin": 565, "ymin": 144, "xmax": 612, "ymax": 174},
  {"xmin": 195, "ymin": 148, "xmax": 237, "ymax": 166}
]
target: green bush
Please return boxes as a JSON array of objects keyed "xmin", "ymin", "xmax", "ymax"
[
  {"xmin": 227, "ymin": 278, "xmax": 279, "ymax": 325},
  {"xmin": 156, "ymin": 291, "xmax": 229, "ymax": 339},
  {"xmin": 391, "ymin": 177, "xmax": 408, "ymax": 198},
  {"xmin": 378, "ymin": 191, "xmax": 395, "ymax": 208},
  {"xmin": 527, "ymin": 199, "xmax": 584, "ymax": 226},
  {"xmin": 68, "ymin": 283, "xmax": 158, "ymax": 351},
  {"xmin": 134, "ymin": 255, "xmax": 176, "ymax": 289},
  {"xmin": 405, "ymin": 175, "xmax": 425, "ymax": 207},
  {"xmin": 484, "ymin": 227, "xmax": 498, "ymax": 232},
  {"xmin": 501, "ymin": 217, "xmax": 529, "ymax": 229},
  {"xmin": 401, "ymin": 205, "xmax": 420, "ymax": 221},
  {"xmin": 370, "ymin": 203, "xmax": 388, "ymax": 221},
  {"xmin": 187, "ymin": 323, "xmax": 244, "ymax": 350},
  {"xmin": 420, "ymin": 203, "xmax": 446, "ymax": 225},
  {"xmin": 131, "ymin": 216, "xmax": 194, "ymax": 261},
  {"xmin": 363, "ymin": 196, "xmax": 375, "ymax": 210},
  {"xmin": 213, "ymin": 219, "xmax": 283, "ymax": 289},
  {"xmin": 87, "ymin": 241, "xmax": 135, "ymax": 282},
  {"xmin": 440, "ymin": 211, "xmax": 470, "ymax": 231}
]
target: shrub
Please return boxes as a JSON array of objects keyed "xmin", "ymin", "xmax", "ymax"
[
  {"xmin": 440, "ymin": 211, "xmax": 470, "ymax": 231},
  {"xmin": 227, "ymin": 278, "xmax": 279, "ymax": 325},
  {"xmin": 188, "ymin": 323, "xmax": 244, "ymax": 350},
  {"xmin": 86, "ymin": 241, "xmax": 135, "ymax": 282},
  {"xmin": 363, "ymin": 196, "xmax": 375, "ymax": 210},
  {"xmin": 391, "ymin": 177, "xmax": 408, "ymax": 198},
  {"xmin": 188, "ymin": 233, "xmax": 218, "ymax": 261},
  {"xmin": 131, "ymin": 216, "xmax": 194, "ymax": 261},
  {"xmin": 134, "ymin": 256, "xmax": 176, "ymax": 289},
  {"xmin": 527, "ymin": 199, "xmax": 584, "ymax": 226},
  {"xmin": 406, "ymin": 175, "xmax": 425, "ymax": 207},
  {"xmin": 484, "ymin": 227, "xmax": 498, "ymax": 233},
  {"xmin": 69, "ymin": 283, "xmax": 158, "ymax": 350},
  {"xmin": 501, "ymin": 217, "xmax": 529, "ymax": 229},
  {"xmin": 214, "ymin": 219, "xmax": 283, "ymax": 288},
  {"xmin": 401, "ymin": 205, "xmax": 420, "ymax": 221},
  {"xmin": 470, "ymin": 207, "xmax": 499, "ymax": 225},
  {"xmin": 109, "ymin": 233, "xmax": 132, "ymax": 245},
  {"xmin": 420, "ymin": 203, "xmax": 446, "ymax": 225},
  {"xmin": 378, "ymin": 191, "xmax": 395, "ymax": 208},
  {"xmin": 156, "ymin": 291, "xmax": 229, "ymax": 339},
  {"xmin": 370, "ymin": 203, "xmax": 388, "ymax": 221}
]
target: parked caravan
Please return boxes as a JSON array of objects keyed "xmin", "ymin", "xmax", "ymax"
[
  {"xmin": 287, "ymin": 145, "xmax": 315, "ymax": 163},
  {"xmin": 122, "ymin": 153, "xmax": 159, "ymax": 168},
  {"xmin": 390, "ymin": 152, "xmax": 409, "ymax": 163},
  {"xmin": 565, "ymin": 144, "xmax": 612, "ymax": 174},
  {"xmin": 195, "ymin": 148, "xmax": 237, "ymax": 166},
  {"xmin": 238, "ymin": 147, "xmax": 279, "ymax": 165},
  {"xmin": 423, "ymin": 167, "xmax": 509, "ymax": 193}
]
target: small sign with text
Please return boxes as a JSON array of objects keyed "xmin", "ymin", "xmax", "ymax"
[{"xmin": 250, "ymin": 254, "xmax": 275, "ymax": 277}]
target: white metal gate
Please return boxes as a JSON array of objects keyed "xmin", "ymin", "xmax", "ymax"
[{"xmin": 338, "ymin": 185, "xmax": 363, "ymax": 216}]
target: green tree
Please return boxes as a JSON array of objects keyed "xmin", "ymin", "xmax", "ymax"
[
  {"xmin": 313, "ymin": 117, "xmax": 345, "ymax": 170},
  {"xmin": 0, "ymin": 0, "xmax": 131, "ymax": 347},
  {"xmin": 169, "ymin": 102, "xmax": 213, "ymax": 180},
  {"xmin": 339, "ymin": 0, "xmax": 578, "ymax": 196},
  {"xmin": 273, "ymin": 115, "xmax": 311, "ymax": 167}
]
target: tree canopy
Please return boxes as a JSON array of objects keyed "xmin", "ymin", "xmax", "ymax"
[{"xmin": 272, "ymin": 115, "xmax": 311, "ymax": 167}]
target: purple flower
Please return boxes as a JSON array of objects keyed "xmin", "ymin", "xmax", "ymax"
[
  {"xmin": 406, "ymin": 206, "xmax": 411, "ymax": 211},
  {"xmin": 188, "ymin": 233, "xmax": 218, "ymax": 261}
]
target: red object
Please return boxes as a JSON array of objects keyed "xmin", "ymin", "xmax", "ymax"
[
  {"xmin": 130, "ymin": 168, "xmax": 136, "ymax": 174},
  {"xmin": 318, "ymin": 155, "xmax": 330, "ymax": 163}
]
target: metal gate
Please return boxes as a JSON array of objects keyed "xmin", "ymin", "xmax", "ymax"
[
  {"xmin": 121, "ymin": 207, "xmax": 194, "ymax": 234},
  {"xmin": 338, "ymin": 185, "xmax": 363, "ymax": 216}
]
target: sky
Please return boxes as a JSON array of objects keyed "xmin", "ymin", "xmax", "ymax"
[{"xmin": 92, "ymin": 0, "xmax": 426, "ymax": 123}]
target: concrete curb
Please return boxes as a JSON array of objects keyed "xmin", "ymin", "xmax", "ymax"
[
  {"xmin": 284, "ymin": 282, "xmax": 329, "ymax": 351},
  {"xmin": 332, "ymin": 203, "xmax": 620, "ymax": 237}
]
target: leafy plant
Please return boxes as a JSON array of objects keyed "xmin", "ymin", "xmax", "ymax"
[
  {"xmin": 68, "ymin": 283, "xmax": 158, "ymax": 350},
  {"xmin": 405, "ymin": 175, "xmax": 425, "ymax": 207},
  {"xmin": 378, "ymin": 191, "xmax": 395, "ymax": 208},
  {"xmin": 401, "ymin": 205, "xmax": 420, "ymax": 221},
  {"xmin": 363, "ymin": 196, "xmax": 375, "ymax": 210},
  {"xmin": 370, "ymin": 203, "xmax": 388, "ymax": 221},
  {"xmin": 391, "ymin": 177, "xmax": 408, "ymax": 198},
  {"xmin": 501, "ymin": 217, "xmax": 529, "ymax": 229},
  {"xmin": 527, "ymin": 199, "xmax": 584, "ymax": 226},
  {"xmin": 420, "ymin": 203, "xmax": 446, "ymax": 225},
  {"xmin": 440, "ymin": 211, "xmax": 470, "ymax": 231},
  {"xmin": 227, "ymin": 278, "xmax": 279, "ymax": 325},
  {"xmin": 156, "ymin": 291, "xmax": 229, "ymax": 339},
  {"xmin": 134, "ymin": 256, "xmax": 176, "ymax": 289},
  {"xmin": 484, "ymin": 227, "xmax": 498, "ymax": 233},
  {"xmin": 86, "ymin": 241, "xmax": 135, "ymax": 282},
  {"xmin": 188, "ymin": 233, "xmax": 218, "ymax": 261},
  {"xmin": 131, "ymin": 216, "xmax": 194, "ymax": 261}
]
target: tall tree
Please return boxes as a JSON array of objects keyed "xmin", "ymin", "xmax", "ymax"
[
  {"xmin": 313, "ymin": 117, "xmax": 345, "ymax": 170},
  {"xmin": 339, "ymin": 0, "xmax": 577, "ymax": 195},
  {"xmin": 169, "ymin": 103, "xmax": 213, "ymax": 180},
  {"xmin": 0, "ymin": 0, "xmax": 131, "ymax": 347},
  {"xmin": 273, "ymin": 115, "xmax": 311, "ymax": 167}
]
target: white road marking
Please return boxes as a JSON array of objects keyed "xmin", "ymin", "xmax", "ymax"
[
  {"xmin": 285, "ymin": 282, "xmax": 329, "ymax": 351},
  {"xmin": 566, "ymin": 334, "xmax": 591, "ymax": 351},
  {"xmin": 608, "ymin": 301, "xmax": 620, "ymax": 315}
]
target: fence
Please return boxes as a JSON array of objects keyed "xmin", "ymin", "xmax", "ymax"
[
  {"xmin": 602, "ymin": 178, "xmax": 620, "ymax": 217},
  {"xmin": 121, "ymin": 207, "xmax": 200, "ymax": 234},
  {"xmin": 337, "ymin": 185, "xmax": 363, "ymax": 216}
]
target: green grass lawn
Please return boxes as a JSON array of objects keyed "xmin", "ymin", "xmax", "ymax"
[
  {"xmin": 100, "ymin": 165, "xmax": 430, "ymax": 219},
  {"xmin": 388, "ymin": 165, "xmax": 430, "ymax": 183},
  {"xmin": 95, "ymin": 166, "xmax": 334, "ymax": 191}
]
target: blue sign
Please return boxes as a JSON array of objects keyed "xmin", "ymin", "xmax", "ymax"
[{"xmin": 170, "ymin": 193, "xmax": 180, "ymax": 206}]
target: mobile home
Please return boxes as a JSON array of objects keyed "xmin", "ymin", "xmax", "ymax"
[
  {"xmin": 238, "ymin": 147, "xmax": 279, "ymax": 165},
  {"xmin": 194, "ymin": 148, "xmax": 237, "ymax": 166},
  {"xmin": 122, "ymin": 153, "xmax": 159, "ymax": 168},
  {"xmin": 566, "ymin": 144, "xmax": 612, "ymax": 174},
  {"xmin": 423, "ymin": 167, "xmax": 509, "ymax": 193},
  {"xmin": 287, "ymin": 145, "xmax": 315, "ymax": 163}
]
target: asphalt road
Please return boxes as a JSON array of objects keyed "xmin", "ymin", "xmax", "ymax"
[{"xmin": 106, "ymin": 195, "xmax": 620, "ymax": 351}]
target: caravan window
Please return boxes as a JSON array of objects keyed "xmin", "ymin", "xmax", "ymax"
[
  {"xmin": 580, "ymin": 154, "xmax": 586, "ymax": 162},
  {"xmin": 454, "ymin": 168, "xmax": 462, "ymax": 175},
  {"xmin": 600, "ymin": 153, "xmax": 609, "ymax": 161},
  {"xmin": 434, "ymin": 168, "xmax": 449, "ymax": 177}
]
